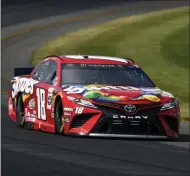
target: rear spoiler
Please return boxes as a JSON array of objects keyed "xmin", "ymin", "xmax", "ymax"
[{"xmin": 14, "ymin": 67, "xmax": 34, "ymax": 77}]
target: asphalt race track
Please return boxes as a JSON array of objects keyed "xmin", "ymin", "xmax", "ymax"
[{"xmin": 1, "ymin": 1, "xmax": 190, "ymax": 176}]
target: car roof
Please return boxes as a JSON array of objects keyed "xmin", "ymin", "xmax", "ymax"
[
  {"xmin": 42, "ymin": 55, "xmax": 135, "ymax": 65},
  {"xmin": 59, "ymin": 55, "xmax": 134, "ymax": 65}
]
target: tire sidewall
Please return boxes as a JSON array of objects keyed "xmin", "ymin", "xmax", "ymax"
[
  {"xmin": 16, "ymin": 95, "xmax": 25, "ymax": 127},
  {"xmin": 54, "ymin": 100, "xmax": 64, "ymax": 134}
]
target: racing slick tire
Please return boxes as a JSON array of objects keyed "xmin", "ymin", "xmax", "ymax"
[
  {"xmin": 16, "ymin": 95, "xmax": 25, "ymax": 127},
  {"xmin": 54, "ymin": 99, "xmax": 64, "ymax": 134}
]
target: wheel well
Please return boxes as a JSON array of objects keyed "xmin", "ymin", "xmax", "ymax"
[{"xmin": 16, "ymin": 92, "xmax": 22, "ymax": 108}]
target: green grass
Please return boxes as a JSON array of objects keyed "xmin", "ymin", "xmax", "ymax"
[{"xmin": 32, "ymin": 7, "xmax": 189, "ymax": 118}]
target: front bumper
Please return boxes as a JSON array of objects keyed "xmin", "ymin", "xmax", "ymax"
[
  {"xmin": 68, "ymin": 103, "xmax": 180, "ymax": 138},
  {"xmin": 66, "ymin": 132, "xmax": 179, "ymax": 139}
]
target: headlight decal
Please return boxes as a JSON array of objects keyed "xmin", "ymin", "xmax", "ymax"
[
  {"xmin": 160, "ymin": 102, "xmax": 176, "ymax": 111},
  {"xmin": 67, "ymin": 96, "xmax": 97, "ymax": 108}
]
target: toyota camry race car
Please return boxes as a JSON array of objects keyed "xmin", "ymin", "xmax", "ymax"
[{"xmin": 8, "ymin": 55, "xmax": 180, "ymax": 139}]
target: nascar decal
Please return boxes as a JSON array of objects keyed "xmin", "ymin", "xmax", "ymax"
[
  {"xmin": 62, "ymin": 85, "xmax": 139, "ymax": 94},
  {"xmin": 12, "ymin": 78, "xmax": 39, "ymax": 98}
]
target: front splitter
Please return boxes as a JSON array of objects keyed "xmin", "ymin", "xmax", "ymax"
[{"xmin": 89, "ymin": 133, "xmax": 169, "ymax": 139}]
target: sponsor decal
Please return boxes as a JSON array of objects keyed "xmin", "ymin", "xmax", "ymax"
[
  {"xmin": 63, "ymin": 86, "xmax": 86, "ymax": 94},
  {"xmin": 31, "ymin": 114, "xmax": 37, "ymax": 118},
  {"xmin": 142, "ymin": 95, "xmax": 160, "ymax": 102},
  {"xmin": 132, "ymin": 96, "xmax": 144, "ymax": 100},
  {"xmin": 47, "ymin": 87, "xmax": 54, "ymax": 109},
  {"xmin": 12, "ymin": 78, "xmax": 39, "ymax": 98},
  {"xmin": 11, "ymin": 76, "xmax": 20, "ymax": 82},
  {"xmin": 81, "ymin": 64, "xmax": 117, "ymax": 68},
  {"xmin": 64, "ymin": 112, "xmax": 72, "ymax": 116},
  {"xmin": 124, "ymin": 104, "xmax": 136, "ymax": 113},
  {"xmin": 64, "ymin": 107, "xmax": 73, "ymax": 112},
  {"xmin": 28, "ymin": 98, "xmax": 35, "ymax": 109},
  {"xmin": 67, "ymin": 96, "xmax": 75, "ymax": 101},
  {"xmin": 62, "ymin": 85, "xmax": 139, "ymax": 94},
  {"xmin": 139, "ymin": 87, "xmax": 161, "ymax": 93},
  {"xmin": 76, "ymin": 99, "xmax": 96, "ymax": 108},
  {"xmin": 83, "ymin": 90, "xmax": 130, "ymax": 102},
  {"xmin": 25, "ymin": 117, "xmax": 36, "ymax": 122},
  {"xmin": 113, "ymin": 115, "xmax": 148, "ymax": 120},
  {"xmin": 132, "ymin": 94, "xmax": 161, "ymax": 102},
  {"xmin": 64, "ymin": 117, "xmax": 70, "ymax": 123}
]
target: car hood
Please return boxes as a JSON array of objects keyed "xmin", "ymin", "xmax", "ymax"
[{"xmin": 61, "ymin": 84, "xmax": 174, "ymax": 104}]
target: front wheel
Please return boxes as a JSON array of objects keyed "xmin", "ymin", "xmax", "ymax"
[
  {"xmin": 54, "ymin": 99, "xmax": 64, "ymax": 134},
  {"xmin": 16, "ymin": 95, "xmax": 25, "ymax": 127}
]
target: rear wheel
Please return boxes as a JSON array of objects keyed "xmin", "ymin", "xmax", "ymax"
[
  {"xmin": 54, "ymin": 99, "xmax": 64, "ymax": 134},
  {"xmin": 16, "ymin": 95, "xmax": 25, "ymax": 127}
]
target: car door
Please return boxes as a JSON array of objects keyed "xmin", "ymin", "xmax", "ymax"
[{"xmin": 31, "ymin": 60, "xmax": 57, "ymax": 122}]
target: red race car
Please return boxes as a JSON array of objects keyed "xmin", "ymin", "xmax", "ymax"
[{"xmin": 8, "ymin": 55, "xmax": 180, "ymax": 139}]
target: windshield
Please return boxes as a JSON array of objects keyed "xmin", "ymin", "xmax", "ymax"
[{"xmin": 61, "ymin": 64, "xmax": 155, "ymax": 87}]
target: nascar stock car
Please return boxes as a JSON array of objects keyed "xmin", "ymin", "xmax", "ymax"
[{"xmin": 8, "ymin": 55, "xmax": 180, "ymax": 139}]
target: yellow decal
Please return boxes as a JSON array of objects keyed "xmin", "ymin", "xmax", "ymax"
[
  {"xmin": 143, "ymin": 95, "xmax": 160, "ymax": 102},
  {"xmin": 60, "ymin": 116, "xmax": 64, "ymax": 133},
  {"xmin": 23, "ymin": 94, "xmax": 30, "ymax": 102},
  {"xmin": 85, "ymin": 84, "xmax": 103, "ymax": 87}
]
